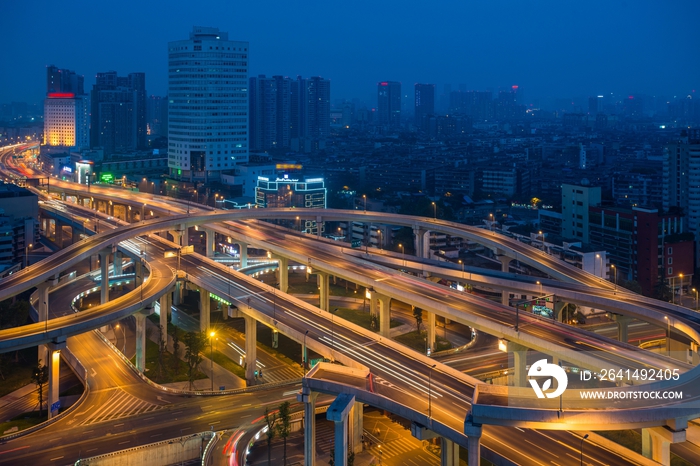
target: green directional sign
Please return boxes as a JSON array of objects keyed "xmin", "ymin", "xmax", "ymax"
[
  {"xmin": 351, "ymin": 239, "xmax": 362, "ymax": 248},
  {"xmin": 100, "ymin": 173, "xmax": 114, "ymax": 183}
]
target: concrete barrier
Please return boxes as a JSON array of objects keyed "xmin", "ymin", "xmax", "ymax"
[{"xmin": 77, "ymin": 431, "xmax": 212, "ymax": 465}]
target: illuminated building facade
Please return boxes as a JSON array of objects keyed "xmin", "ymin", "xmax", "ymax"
[
  {"xmin": 43, "ymin": 65, "xmax": 88, "ymax": 149},
  {"xmin": 255, "ymin": 174, "xmax": 326, "ymax": 234}
]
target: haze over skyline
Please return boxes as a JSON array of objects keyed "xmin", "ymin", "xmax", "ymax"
[{"xmin": 2, "ymin": 0, "xmax": 698, "ymax": 106}]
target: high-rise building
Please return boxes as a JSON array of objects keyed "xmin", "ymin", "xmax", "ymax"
[
  {"xmin": 168, "ymin": 26, "xmax": 248, "ymax": 182},
  {"xmin": 43, "ymin": 65, "xmax": 89, "ymax": 149},
  {"xmin": 377, "ymin": 81, "xmax": 401, "ymax": 127},
  {"xmin": 255, "ymin": 174, "xmax": 326, "ymax": 234},
  {"xmin": 146, "ymin": 95, "xmax": 168, "ymax": 137},
  {"xmin": 90, "ymin": 71, "xmax": 147, "ymax": 155},
  {"xmin": 561, "ymin": 183, "xmax": 601, "ymax": 242},
  {"xmin": 663, "ymin": 130, "xmax": 700, "ymax": 256},
  {"xmin": 249, "ymin": 75, "xmax": 278, "ymax": 151},
  {"xmin": 414, "ymin": 83, "xmax": 435, "ymax": 127},
  {"xmin": 588, "ymin": 95, "xmax": 604, "ymax": 115}
]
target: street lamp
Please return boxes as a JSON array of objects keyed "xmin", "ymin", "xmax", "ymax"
[
  {"xmin": 431, "ymin": 202, "xmax": 436, "ymax": 219},
  {"xmin": 693, "ymin": 288, "xmax": 699, "ymax": 311},
  {"xmin": 209, "ymin": 331, "xmax": 216, "ymax": 391},
  {"xmin": 115, "ymin": 323, "xmax": 126, "ymax": 353},
  {"xmin": 594, "ymin": 254, "xmax": 600, "ymax": 277},
  {"xmin": 671, "ymin": 273, "xmax": 684, "ymax": 304},
  {"xmin": 428, "ymin": 364, "xmax": 437, "ymax": 421},
  {"xmin": 377, "ymin": 229, "xmax": 382, "ymax": 250},
  {"xmin": 664, "ymin": 316, "xmax": 671, "ymax": 355},
  {"xmin": 25, "ymin": 243, "xmax": 32, "ymax": 268},
  {"xmin": 611, "ymin": 264, "xmax": 617, "ymax": 292},
  {"xmin": 399, "ymin": 243, "xmax": 405, "ymax": 267},
  {"xmin": 489, "ymin": 213, "xmax": 494, "ymax": 231},
  {"xmin": 580, "ymin": 434, "xmax": 589, "ymax": 466},
  {"xmin": 362, "ymin": 194, "xmax": 367, "ymax": 213},
  {"xmin": 303, "ymin": 330, "xmax": 309, "ymax": 370}
]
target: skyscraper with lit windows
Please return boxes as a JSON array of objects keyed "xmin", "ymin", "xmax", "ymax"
[{"xmin": 168, "ymin": 27, "xmax": 249, "ymax": 182}]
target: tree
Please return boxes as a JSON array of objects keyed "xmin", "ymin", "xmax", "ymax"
[
  {"xmin": 264, "ymin": 407, "xmax": 277, "ymax": 466},
  {"xmin": 31, "ymin": 360, "xmax": 49, "ymax": 418},
  {"xmin": 277, "ymin": 401, "xmax": 291, "ymax": 465},
  {"xmin": 171, "ymin": 326, "xmax": 181, "ymax": 374},
  {"xmin": 370, "ymin": 314, "xmax": 379, "ymax": 330},
  {"xmin": 156, "ymin": 325, "xmax": 166, "ymax": 380},
  {"xmin": 413, "ymin": 306, "xmax": 423, "ymax": 332},
  {"xmin": 183, "ymin": 331, "xmax": 205, "ymax": 390}
]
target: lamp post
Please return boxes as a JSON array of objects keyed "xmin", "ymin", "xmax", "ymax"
[
  {"xmin": 377, "ymin": 229, "xmax": 382, "ymax": 250},
  {"xmin": 209, "ymin": 331, "xmax": 216, "ymax": 391},
  {"xmin": 580, "ymin": 434, "xmax": 589, "ymax": 466},
  {"xmin": 489, "ymin": 213, "xmax": 494, "ymax": 231},
  {"xmin": 428, "ymin": 364, "xmax": 437, "ymax": 421},
  {"xmin": 115, "ymin": 323, "xmax": 126, "ymax": 353},
  {"xmin": 25, "ymin": 243, "xmax": 32, "ymax": 268},
  {"xmin": 664, "ymin": 316, "xmax": 671, "ymax": 355},
  {"xmin": 693, "ymin": 287, "xmax": 699, "ymax": 311},
  {"xmin": 362, "ymin": 194, "xmax": 366, "ymax": 213},
  {"xmin": 431, "ymin": 202, "xmax": 436, "ymax": 219},
  {"xmin": 303, "ymin": 330, "xmax": 309, "ymax": 370},
  {"xmin": 611, "ymin": 264, "xmax": 617, "ymax": 292},
  {"xmin": 399, "ymin": 243, "xmax": 405, "ymax": 267},
  {"xmin": 594, "ymin": 254, "xmax": 600, "ymax": 277}
]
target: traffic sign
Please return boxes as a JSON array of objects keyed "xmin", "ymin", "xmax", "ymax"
[{"xmin": 51, "ymin": 401, "xmax": 61, "ymax": 412}]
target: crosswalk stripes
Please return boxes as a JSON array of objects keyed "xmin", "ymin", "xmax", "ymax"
[
  {"xmin": 260, "ymin": 365, "xmax": 303, "ymax": 384},
  {"xmin": 367, "ymin": 436, "xmax": 423, "ymax": 460},
  {"xmin": 78, "ymin": 389, "xmax": 164, "ymax": 426},
  {"xmin": 315, "ymin": 420, "xmax": 335, "ymax": 453}
]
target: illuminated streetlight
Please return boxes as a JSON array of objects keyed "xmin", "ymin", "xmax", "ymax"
[
  {"xmin": 693, "ymin": 288, "xmax": 699, "ymax": 311},
  {"xmin": 209, "ymin": 330, "xmax": 216, "ymax": 391},
  {"xmin": 431, "ymin": 202, "xmax": 436, "ymax": 219},
  {"xmin": 611, "ymin": 264, "xmax": 617, "ymax": 292},
  {"xmin": 362, "ymin": 194, "xmax": 367, "ymax": 212}
]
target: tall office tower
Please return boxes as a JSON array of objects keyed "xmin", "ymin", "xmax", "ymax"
[
  {"xmin": 146, "ymin": 95, "xmax": 168, "ymax": 137},
  {"xmin": 168, "ymin": 27, "xmax": 249, "ymax": 182},
  {"xmin": 449, "ymin": 91, "xmax": 493, "ymax": 121},
  {"xmin": 43, "ymin": 65, "xmax": 89, "ymax": 149},
  {"xmin": 664, "ymin": 130, "xmax": 700, "ymax": 241},
  {"xmin": 377, "ymin": 81, "xmax": 401, "ymax": 127},
  {"xmin": 249, "ymin": 75, "xmax": 277, "ymax": 151},
  {"xmin": 90, "ymin": 71, "xmax": 147, "ymax": 155},
  {"xmin": 273, "ymin": 76, "xmax": 291, "ymax": 148},
  {"xmin": 290, "ymin": 76, "xmax": 330, "ymax": 144},
  {"xmin": 414, "ymin": 83, "xmax": 435, "ymax": 127},
  {"xmin": 303, "ymin": 76, "xmax": 330, "ymax": 140},
  {"xmin": 588, "ymin": 95, "xmax": 603, "ymax": 114}
]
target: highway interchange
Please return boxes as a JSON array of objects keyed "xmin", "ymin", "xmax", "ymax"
[{"xmin": 1, "ymin": 144, "xmax": 700, "ymax": 465}]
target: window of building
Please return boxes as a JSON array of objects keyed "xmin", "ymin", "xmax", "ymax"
[
  {"xmin": 668, "ymin": 267, "xmax": 673, "ymax": 276},
  {"xmin": 668, "ymin": 247, "xmax": 673, "ymax": 255},
  {"xmin": 668, "ymin": 257, "xmax": 673, "ymax": 265}
]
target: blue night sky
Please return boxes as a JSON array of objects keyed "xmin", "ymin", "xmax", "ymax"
[{"xmin": 1, "ymin": 0, "xmax": 698, "ymax": 106}]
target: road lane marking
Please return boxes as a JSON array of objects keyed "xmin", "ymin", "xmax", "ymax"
[
  {"xmin": 0, "ymin": 446, "xmax": 30, "ymax": 456},
  {"xmin": 50, "ymin": 457, "xmax": 64, "ymax": 461},
  {"xmin": 118, "ymin": 441, "xmax": 130, "ymax": 445}
]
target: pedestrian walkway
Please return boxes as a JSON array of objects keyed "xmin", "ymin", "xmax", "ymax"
[
  {"xmin": 76, "ymin": 388, "xmax": 165, "ymax": 426},
  {"xmin": 259, "ymin": 364, "xmax": 304, "ymax": 384}
]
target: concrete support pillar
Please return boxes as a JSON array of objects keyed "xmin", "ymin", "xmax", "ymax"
[
  {"xmin": 377, "ymin": 294, "xmax": 391, "ymax": 338},
  {"xmin": 135, "ymin": 311, "xmax": 147, "ymax": 372},
  {"xmin": 553, "ymin": 301, "xmax": 567, "ymax": 323},
  {"xmin": 200, "ymin": 288, "xmax": 210, "ymax": 332},
  {"xmin": 612, "ymin": 314, "xmax": 632, "ymax": 343},
  {"xmin": 440, "ymin": 438, "xmax": 459, "ymax": 466},
  {"xmin": 238, "ymin": 242, "xmax": 248, "ymax": 268},
  {"xmin": 37, "ymin": 282, "xmax": 51, "ymax": 364},
  {"xmin": 56, "ymin": 221, "xmax": 63, "ymax": 248},
  {"xmin": 327, "ymin": 393, "xmax": 355, "ymax": 466},
  {"xmin": 318, "ymin": 271, "xmax": 329, "ymax": 311},
  {"xmin": 170, "ymin": 230, "xmax": 184, "ymax": 247},
  {"xmin": 464, "ymin": 419, "xmax": 483, "ymax": 466},
  {"xmin": 114, "ymin": 251, "xmax": 123, "ymax": 276},
  {"xmin": 159, "ymin": 291, "xmax": 172, "ymax": 344},
  {"xmin": 173, "ymin": 280, "xmax": 182, "ymax": 305},
  {"xmin": 277, "ymin": 256, "xmax": 289, "ymax": 293},
  {"xmin": 413, "ymin": 227, "xmax": 428, "ymax": 259},
  {"xmin": 642, "ymin": 426, "xmax": 686, "ymax": 466},
  {"xmin": 497, "ymin": 255, "xmax": 513, "ymax": 273},
  {"xmin": 205, "ymin": 228, "xmax": 215, "ymax": 258},
  {"xmin": 301, "ymin": 390, "xmax": 318, "ymax": 466},
  {"xmin": 427, "ymin": 310, "xmax": 436, "ymax": 354},
  {"xmin": 47, "ymin": 341, "xmax": 65, "ymax": 419},
  {"xmin": 244, "ymin": 315, "xmax": 257, "ymax": 384},
  {"xmin": 349, "ymin": 401, "xmax": 363, "ymax": 454},
  {"xmin": 99, "ymin": 248, "xmax": 110, "ymax": 304},
  {"xmin": 501, "ymin": 290, "xmax": 511, "ymax": 306},
  {"xmin": 316, "ymin": 215, "xmax": 323, "ymax": 238},
  {"xmin": 507, "ymin": 341, "xmax": 529, "ymax": 387}
]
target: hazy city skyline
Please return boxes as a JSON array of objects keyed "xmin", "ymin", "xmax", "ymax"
[{"xmin": 2, "ymin": 0, "xmax": 699, "ymax": 106}]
